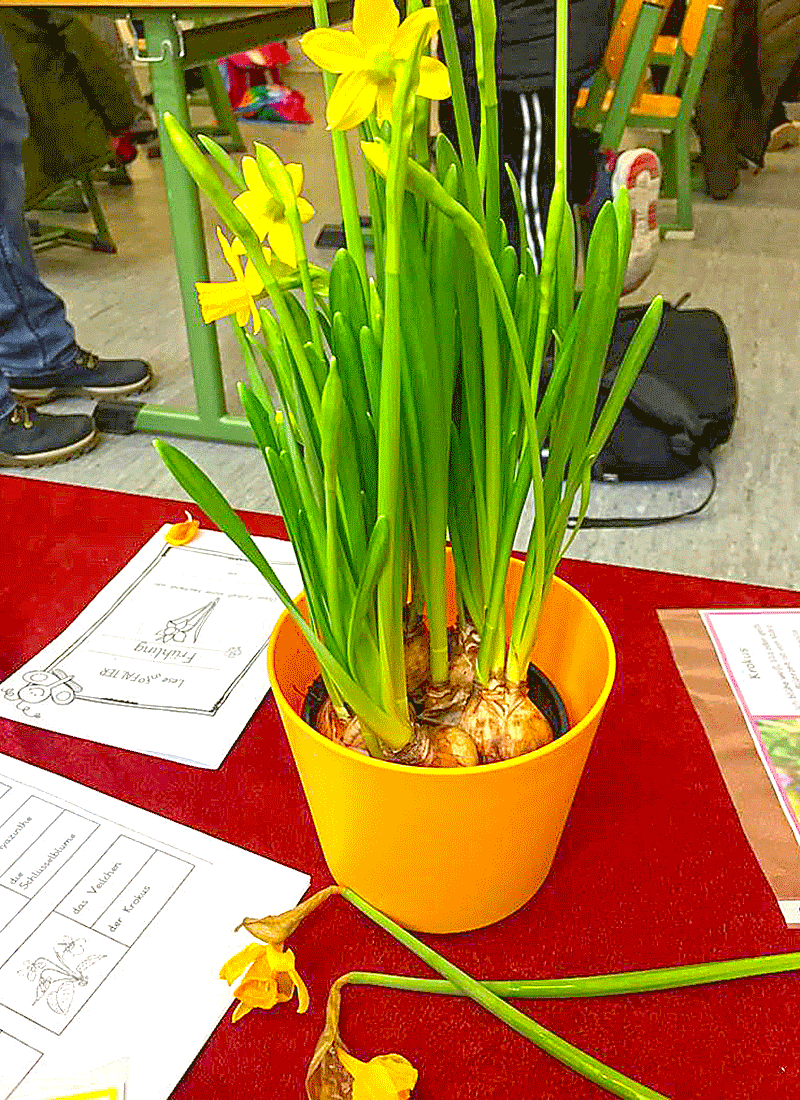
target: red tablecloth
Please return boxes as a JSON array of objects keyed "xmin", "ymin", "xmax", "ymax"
[{"xmin": 2, "ymin": 475, "xmax": 799, "ymax": 1100}]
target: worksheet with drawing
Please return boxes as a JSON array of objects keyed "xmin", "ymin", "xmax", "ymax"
[
  {"xmin": 0, "ymin": 528, "xmax": 302, "ymax": 768},
  {"xmin": 0, "ymin": 754, "xmax": 310, "ymax": 1099}
]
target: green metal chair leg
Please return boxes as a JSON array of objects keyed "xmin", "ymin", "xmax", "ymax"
[
  {"xmin": 199, "ymin": 62, "xmax": 246, "ymax": 153},
  {"xmin": 78, "ymin": 174, "xmax": 117, "ymax": 251},
  {"xmin": 673, "ymin": 121, "xmax": 694, "ymax": 231},
  {"xmin": 659, "ymin": 133, "xmax": 677, "ymax": 198},
  {"xmin": 659, "ymin": 129, "xmax": 694, "ymax": 234},
  {"xmin": 36, "ymin": 181, "xmax": 87, "ymax": 213},
  {"xmin": 133, "ymin": 9, "xmax": 253, "ymax": 445},
  {"xmin": 29, "ymin": 174, "xmax": 116, "ymax": 254}
]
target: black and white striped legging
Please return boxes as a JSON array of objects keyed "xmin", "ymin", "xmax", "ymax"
[{"xmin": 438, "ymin": 85, "xmax": 582, "ymax": 269}]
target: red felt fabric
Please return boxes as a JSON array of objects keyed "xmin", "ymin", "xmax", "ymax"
[{"xmin": 2, "ymin": 475, "xmax": 799, "ymax": 1100}]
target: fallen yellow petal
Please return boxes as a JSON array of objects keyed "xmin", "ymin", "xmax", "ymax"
[{"xmin": 165, "ymin": 511, "xmax": 200, "ymax": 546}]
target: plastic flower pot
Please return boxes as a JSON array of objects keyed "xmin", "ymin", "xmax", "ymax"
[{"xmin": 267, "ymin": 553, "xmax": 615, "ymax": 933}]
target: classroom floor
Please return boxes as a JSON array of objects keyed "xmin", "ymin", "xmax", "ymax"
[{"xmin": 8, "ymin": 72, "xmax": 800, "ymax": 590}]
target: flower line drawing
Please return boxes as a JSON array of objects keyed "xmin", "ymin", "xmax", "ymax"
[
  {"xmin": 155, "ymin": 597, "xmax": 219, "ymax": 644},
  {"xmin": 19, "ymin": 935, "xmax": 106, "ymax": 1016}
]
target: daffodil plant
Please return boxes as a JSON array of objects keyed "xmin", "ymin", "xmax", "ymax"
[{"xmin": 156, "ymin": 0, "xmax": 663, "ymax": 764}]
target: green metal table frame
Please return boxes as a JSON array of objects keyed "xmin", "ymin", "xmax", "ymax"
[{"xmin": 82, "ymin": 4, "xmax": 350, "ymax": 445}]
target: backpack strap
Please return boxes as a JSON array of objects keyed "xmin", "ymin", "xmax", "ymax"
[{"xmin": 575, "ymin": 447, "xmax": 717, "ymax": 529}]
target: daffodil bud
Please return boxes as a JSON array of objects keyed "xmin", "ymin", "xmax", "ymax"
[{"xmin": 321, "ymin": 360, "xmax": 345, "ymax": 478}]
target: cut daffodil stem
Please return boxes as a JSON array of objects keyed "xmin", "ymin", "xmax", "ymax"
[
  {"xmin": 342, "ymin": 887, "xmax": 668, "ymax": 1100},
  {"xmin": 343, "ymin": 951, "xmax": 800, "ymax": 999}
]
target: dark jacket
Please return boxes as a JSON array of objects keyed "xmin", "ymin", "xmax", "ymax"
[
  {"xmin": 695, "ymin": 0, "xmax": 800, "ymax": 198},
  {"xmin": 448, "ymin": 0, "xmax": 614, "ymax": 91},
  {"xmin": 0, "ymin": 8, "xmax": 136, "ymax": 206}
]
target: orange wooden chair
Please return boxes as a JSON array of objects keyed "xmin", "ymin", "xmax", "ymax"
[
  {"xmin": 616, "ymin": 0, "xmax": 723, "ymax": 232},
  {"xmin": 573, "ymin": 0, "xmax": 672, "ymax": 147}
]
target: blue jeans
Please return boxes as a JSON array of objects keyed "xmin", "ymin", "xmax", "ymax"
[{"xmin": 0, "ymin": 32, "xmax": 76, "ymax": 420}]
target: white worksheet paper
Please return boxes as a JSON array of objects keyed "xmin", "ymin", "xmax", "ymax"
[
  {"xmin": 0, "ymin": 527, "xmax": 302, "ymax": 769},
  {"xmin": 0, "ymin": 753, "xmax": 310, "ymax": 1100}
]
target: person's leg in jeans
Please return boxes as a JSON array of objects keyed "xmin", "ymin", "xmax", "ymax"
[
  {"xmin": 0, "ymin": 31, "xmax": 150, "ymax": 464},
  {"xmin": 0, "ymin": 32, "xmax": 79, "ymax": 419},
  {"xmin": 0, "ymin": 30, "xmax": 98, "ymax": 465}
]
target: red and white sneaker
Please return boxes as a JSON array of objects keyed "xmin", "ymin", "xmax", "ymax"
[{"xmin": 611, "ymin": 148, "xmax": 662, "ymax": 294}]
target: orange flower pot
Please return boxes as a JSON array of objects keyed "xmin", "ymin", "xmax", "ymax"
[{"xmin": 267, "ymin": 555, "xmax": 615, "ymax": 933}]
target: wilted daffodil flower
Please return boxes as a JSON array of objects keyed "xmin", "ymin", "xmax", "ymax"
[
  {"xmin": 195, "ymin": 228, "xmax": 264, "ymax": 332},
  {"xmin": 238, "ymin": 885, "xmax": 342, "ymax": 945},
  {"xmin": 306, "ymin": 975, "xmax": 418, "ymax": 1100},
  {"xmin": 300, "ymin": 0, "xmax": 450, "ymax": 130},
  {"xmin": 219, "ymin": 941, "xmax": 309, "ymax": 1022},
  {"xmin": 234, "ymin": 154, "xmax": 314, "ymax": 269}
]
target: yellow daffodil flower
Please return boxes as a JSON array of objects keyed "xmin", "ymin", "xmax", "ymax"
[
  {"xmin": 165, "ymin": 510, "xmax": 200, "ymax": 546},
  {"xmin": 195, "ymin": 227, "xmax": 263, "ymax": 333},
  {"xmin": 234, "ymin": 155, "xmax": 314, "ymax": 268},
  {"xmin": 219, "ymin": 941, "xmax": 309, "ymax": 1022},
  {"xmin": 337, "ymin": 1048, "xmax": 418, "ymax": 1100},
  {"xmin": 300, "ymin": 0, "xmax": 450, "ymax": 130}
]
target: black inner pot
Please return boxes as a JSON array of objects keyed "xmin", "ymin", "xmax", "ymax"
[{"xmin": 302, "ymin": 665, "xmax": 570, "ymax": 742}]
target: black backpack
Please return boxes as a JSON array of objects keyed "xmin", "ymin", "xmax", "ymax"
[{"xmin": 555, "ymin": 297, "xmax": 737, "ymax": 528}]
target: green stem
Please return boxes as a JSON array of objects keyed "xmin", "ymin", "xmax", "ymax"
[
  {"xmin": 431, "ymin": 0, "xmax": 483, "ymax": 221},
  {"xmin": 309, "ymin": 0, "xmax": 369, "ymax": 296},
  {"xmin": 470, "ymin": 0, "xmax": 500, "ymax": 255},
  {"xmin": 554, "ymin": 0, "xmax": 568, "ymax": 195},
  {"xmin": 343, "ymin": 889, "xmax": 668, "ymax": 1100},
  {"xmin": 344, "ymin": 951, "xmax": 800, "ymax": 998},
  {"xmin": 321, "ymin": 365, "xmax": 344, "ymax": 649},
  {"xmin": 374, "ymin": 40, "xmax": 432, "ymax": 740}
]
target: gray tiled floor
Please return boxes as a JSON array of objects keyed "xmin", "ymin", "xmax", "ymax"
[{"xmin": 7, "ymin": 74, "xmax": 800, "ymax": 590}]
